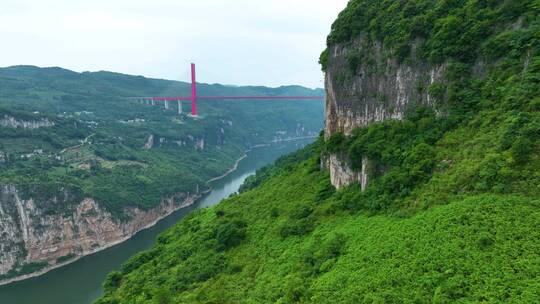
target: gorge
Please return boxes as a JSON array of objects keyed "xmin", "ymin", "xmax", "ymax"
[
  {"xmin": 0, "ymin": 139, "xmax": 312, "ymax": 303},
  {"xmin": 2, "ymin": 0, "xmax": 540, "ymax": 303},
  {"xmin": 0, "ymin": 66, "xmax": 324, "ymax": 284}
]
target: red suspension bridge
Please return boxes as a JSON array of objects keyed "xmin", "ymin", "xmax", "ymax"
[{"xmin": 132, "ymin": 63, "xmax": 325, "ymax": 116}]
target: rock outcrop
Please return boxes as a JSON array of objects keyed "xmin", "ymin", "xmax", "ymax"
[
  {"xmin": 322, "ymin": 153, "xmax": 369, "ymax": 190},
  {"xmin": 0, "ymin": 115, "xmax": 55, "ymax": 129},
  {"xmin": 0, "ymin": 185, "xmax": 199, "ymax": 283},
  {"xmin": 323, "ymin": 36, "xmax": 444, "ymax": 188},
  {"xmin": 143, "ymin": 134, "xmax": 155, "ymax": 150}
]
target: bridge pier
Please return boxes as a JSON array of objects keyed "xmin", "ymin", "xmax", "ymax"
[
  {"xmin": 128, "ymin": 64, "xmax": 324, "ymax": 117},
  {"xmin": 191, "ymin": 63, "xmax": 198, "ymax": 116}
]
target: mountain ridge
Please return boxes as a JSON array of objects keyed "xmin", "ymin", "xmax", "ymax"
[{"xmin": 0, "ymin": 65, "xmax": 325, "ymax": 92}]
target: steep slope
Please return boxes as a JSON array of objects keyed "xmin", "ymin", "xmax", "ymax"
[
  {"xmin": 95, "ymin": 0, "xmax": 540, "ymax": 303},
  {"xmin": 96, "ymin": 142, "xmax": 540, "ymax": 303},
  {"xmin": 0, "ymin": 66, "xmax": 324, "ymax": 283}
]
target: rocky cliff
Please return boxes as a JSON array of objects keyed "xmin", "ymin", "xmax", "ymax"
[
  {"xmin": 0, "ymin": 185, "xmax": 200, "ymax": 284},
  {"xmin": 323, "ymin": 36, "xmax": 445, "ymax": 188},
  {"xmin": 0, "ymin": 115, "xmax": 55, "ymax": 129},
  {"xmin": 322, "ymin": 153, "xmax": 369, "ymax": 190},
  {"xmin": 324, "ymin": 36, "xmax": 445, "ymax": 138}
]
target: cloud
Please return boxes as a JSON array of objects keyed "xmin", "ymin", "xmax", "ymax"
[{"xmin": 0, "ymin": 0, "xmax": 348, "ymax": 88}]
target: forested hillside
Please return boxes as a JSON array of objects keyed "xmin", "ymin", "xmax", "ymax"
[
  {"xmin": 96, "ymin": 0, "xmax": 540, "ymax": 303},
  {"xmin": 96, "ymin": 141, "xmax": 540, "ymax": 303}
]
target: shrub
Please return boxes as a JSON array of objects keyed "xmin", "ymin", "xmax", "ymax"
[
  {"xmin": 324, "ymin": 132, "xmax": 347, "ymax": 154},
  {"xmin": 511, "ymin": 137, "xmax": 533, "ymax": 164},
  {"xmin": 428, "ymin": 83, "xmax": 447, "ymax": 103},
  {"xmin": 16, "ymin": 261, "xmax": 48, "ymax": 276},
  {"xmin": 213, "ymin": 220, "xmax": 247, "ymax": 251},
  {"xmin": 56, "ymin": 253, "xmax": 76, "ymax": 263},
  {"xmin": 121, "ymin": 249, "xmax": 159, "ymax": 273},
  {"xmin": 103, "ymin": 271, "xmax": 123, "ymax": 293},
  {"xmin": 347, "ymin": 50, "xmax": 362, "ymax": 73},
  {"xmin": 280, "ymin": 218, "xmax": 314, "ymax": 238},
  {"xmin": 319, "ymin": 49, "xmax": 329, "ymax": 72},
  {"xmin": 152, "ymin": 288, "xmax": 173, "ymax": 304},
  {"xmin": 315, "ymin": 182, "xmax": 336, "ymax": 202},
  {"xmin": 270, "ymin": 207, "xmax": 280, "ymax": 218}
]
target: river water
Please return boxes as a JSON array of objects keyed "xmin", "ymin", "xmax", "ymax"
[{"xmin": 0, "ymin": 139, "xmax": 313, "ymax": 304}]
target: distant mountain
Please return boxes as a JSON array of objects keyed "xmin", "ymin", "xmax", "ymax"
[{"xmin": 0, "ymin": 65, "xmax": 324, "ymax": 283}]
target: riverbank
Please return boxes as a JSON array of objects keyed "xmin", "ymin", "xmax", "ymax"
[
  {"xmin": 0, "ymin": 151, "xmax": 249, "ymax": 287},
  {"xmin": 206, "ymin": 154, "xmax": 248, "ymax": 183},
  {"xmin": 207, "ymin": 137, "xmax": 316, "ymax": 183},
  {"xmin": 0, "ymin": 138, "xmax": 316, "ymax": 287},
  {"xmin": 0, "ymin": 138, "xmax": 316, "ymax": 304},
  {"xmin": 0, "ymin": 194, "xmax": 202, "ymax": 287},
  {"xmin": 251, "ymin": 136, "xmax": 318, "ymax": 149}
]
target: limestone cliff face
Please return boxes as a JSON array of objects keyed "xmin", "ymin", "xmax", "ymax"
[
  {"xmin": 0, "ymin": 185, "xmax": 199, "ymax": 282},
  {"xmin": 324, "ymin": 36, "xmax": 444, "ymax": 188},
  {"xmin": 322, "ymin": 153, "xmax": 369, "ymax": 190},
  {"xmin": 0, "ymin": 115, "xmax": 55, "ymax": 129},
  {"xmin": 324, "ymin": 37, "xmax": 444, "ymax": 138}
]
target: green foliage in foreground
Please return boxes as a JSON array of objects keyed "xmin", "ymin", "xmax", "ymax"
[{"xmin": 96, "ymin": 141, "xmax": 540, "ymax": 303}]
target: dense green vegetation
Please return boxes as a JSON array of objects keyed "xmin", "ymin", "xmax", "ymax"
[
  {"xmin": 321, "ymin": 0, "xmax": 539, "ymax": 70},
  {"xmin": 96, "ymin": 0, "xmax": 540, "ymax": 302},
  {"xmin": 96, "ymin": 141, "xmax": 540, "ymax": 303},
  {"xmin": 0, "ymin": 66, "xmax": 324, "ymax": 218},
  {"xmin": 318, "ymin": 0, "xmax": 540, "ymax": 215}
]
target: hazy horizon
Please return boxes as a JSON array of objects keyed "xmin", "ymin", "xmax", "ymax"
[
  {"xmin": 0, "ymin": 64, "xmax": 327, "ymax": 90},
  {"xmin": 1, "ymin": 0, "xmax": 348, "ymax": 89}
]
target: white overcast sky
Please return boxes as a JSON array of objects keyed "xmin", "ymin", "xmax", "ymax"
[{"xmin": 0, "ymin": 0, "xmax": 348, "ymax": 88}]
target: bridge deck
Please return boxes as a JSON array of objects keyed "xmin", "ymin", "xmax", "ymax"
[{"xmin": 149, "ymin": 96, "xmax": 324, "ymax": 101}]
